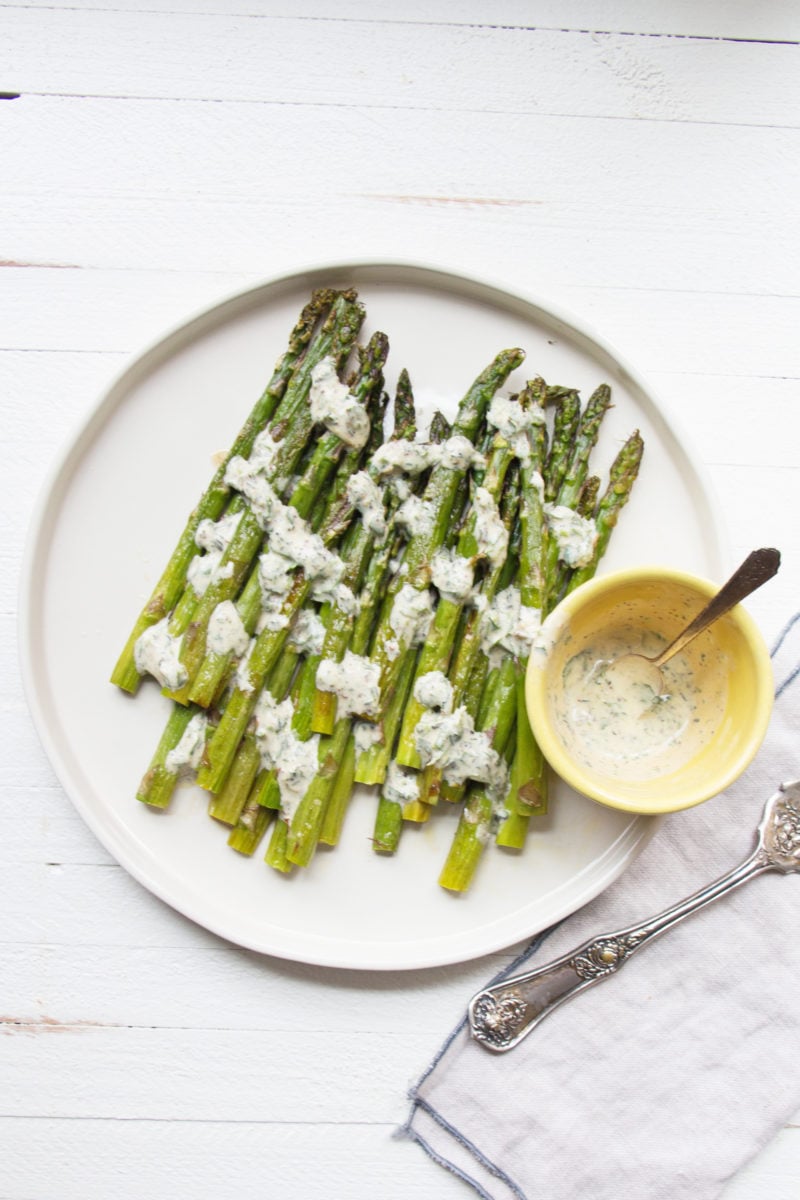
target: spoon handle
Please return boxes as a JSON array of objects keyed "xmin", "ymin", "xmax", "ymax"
[
  {"xmin": 653, "ymin": 547, "xmax": 780, "ymax": 668},
  {"xmin": 468, "ymin": 851, "xmax": 769, "ymax": 1053}
]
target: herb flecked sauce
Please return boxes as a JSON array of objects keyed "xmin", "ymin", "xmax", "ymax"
[{"xmin": 549, "ymin": 611, "xmax": 730, "ymax": 783}]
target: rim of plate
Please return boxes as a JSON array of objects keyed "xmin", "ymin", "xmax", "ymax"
[{"xmin": 17, "ymin": 258, "xmax": 728, "ymax": 970}]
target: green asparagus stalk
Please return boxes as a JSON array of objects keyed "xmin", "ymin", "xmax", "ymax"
[
  {"xmin": 365, "ymin": 350, "xmax": 524, "ymax": 718},
  {"xmin": 356, "ymin": 648, "xmax": 418, "ymax": 788},
  {"xmin": 136, "ymin": 703, "xmax": 209, "ymax": 810},
  {"xmin": 372, "ymin": 791, "xmax": 405, "ymax": 854},
  {"xmin": 165, "ymin": 302, "xmax": 372, "ymax": 704},
  {"xmin": 540, "ymin": 382, "xmax": 612, "ymax": 611},
  {"xmin": 199, "ymin": 365, "xmax": 398, "ymax": 800},
  {"xmin": 351, "ymin": 407, "xmax": 453, "ymax": 786},
  {"xmin": 212, "ymin": 630, "xmax": 310, "ymax": 825},
  {"xmin": 500, "ymin": 401, "xmax": 550, "ymax": 828},
  {"xmin": 438, "ymin": 656, "xmax": 517, "ymax": 892},
  {"xmin": 544, "ymin": 386, "xmax": 581, "ymax": 503},
  {"xmin": 566, "ymin": 430, "xmax": 645, "ymax": 594},
  {"xmin": 392, "ymin": 368, "xmax": 417, "ymax": 440},
  {"xmin": 504, "ymin": 385, "xmax": 613, "ymax": 826},
  {"xmin": 310, "ymin": 368, "xmax": 418, "ymax": 735},
  {"xmin": 562, "ymin": 387, "xmax": 611, "ymax": 501},
  {"xmin": 374, "ymin": 755, "xmax": 424, "ymax": 852},
  {"xmin": 208, "ymin": 731, "xmax": 260, "ymax": 825},
  {"xmin": 578, "ymin": 474, "xmax": 601, "ymax": 517},
  {"xmin": 227, "ymin": 793, "xmax": 274, "ymax": 856},
  {"xmin": 393, "ymin": 434, "xmax": 516, "ymax": 770},
  {"xmin": 370, "ymin": 650, "xmax": 423, "ymax": 848},
  {"xmin": 111, "ymin": 288, "xmax": 342, "ymax": 694},
  {"xmin": 264, "ymin": 814, "xmax": 292, "ymax": 873},
  {"xmin": 284, "ymin": 503, "xmax": 411, "ymax": 867},
  {"xmin": 506, "ymin": 423, "xmax": 644, "ymax": 834},
  {"xmin": 139, "ymin": 457, "xmax": 366, "ymax": 813},
  {"xmin": 415, "ymin": 485, "xmax": 521, "ymax": 808},
  {"xmin": 186, "ymin": 376, "xmax": 381, "ymax": 714},
  {"xmin": 318, "ymin": 733, "xmax": 357, "ymax": 847}
]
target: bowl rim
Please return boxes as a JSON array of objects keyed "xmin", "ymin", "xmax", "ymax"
[{"xmin": 525, "ymin": 564, "xmax": 775, "ymax": 815}]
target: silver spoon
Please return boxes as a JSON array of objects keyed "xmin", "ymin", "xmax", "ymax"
[
  {"xmin": 468, "ymin": 779, "xmax": 800, "ymax": 1052},
  {"xmin": 601, "ymin": 547, "xmax": 780, "ymax": 698}
]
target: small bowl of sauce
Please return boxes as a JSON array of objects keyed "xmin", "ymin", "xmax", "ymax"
[{"xmin": 526, "ymin": 566, "xmax": 774, "ymax": 814}]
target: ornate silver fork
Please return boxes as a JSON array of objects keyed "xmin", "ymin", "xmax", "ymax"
[{"xmin": 469, "ymin": 781, "xmax": 800, "ymax": 1053}]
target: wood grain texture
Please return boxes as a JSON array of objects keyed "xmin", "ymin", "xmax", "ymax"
[
  {"xmin": 6, "ymin": 0, "xmax": 800, "ymax": 41},
  {"xmin": 4, "ymin": 11, "xmax": 798, "ymax": 125},
  {"xmin": 2, "ymin": 3, "xmax": 799, "ymax": 1198}
]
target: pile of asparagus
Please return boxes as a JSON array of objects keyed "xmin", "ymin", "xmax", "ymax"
[{"xmin": 111, "ymin": 287, "xmax": 643, "ymax": 892}]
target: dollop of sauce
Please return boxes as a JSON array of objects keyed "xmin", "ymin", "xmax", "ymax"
[
  {"xmin": 389, "ymin": 583, "xmax": 435, "ymax": 648},
  {"xmin": 471, "ymin": 487, "xmax": 508, "ymax": 567},
  {"xmin": 382, "ymin": 761, "xmax": 420, "ymax": 807},
  {"xmin": 134, "ymin": 617, "xmax": 188, "ymax": 690},
  {"xmin": 315, "ymin": 650, "xmax": 381, "ymax": 719},
  {"xmin": 165, "ymin": 712, "xmax": 208, "ymax": 776},
  {"xmin": 346, "ymin": 471, "xmax": 387, "ymax": 539},
  {"xmin": 550, "ymin": 617, "xmax": 729, "ymax": 783},
  {"xmin": 486, "ymin": 393, "xmax": 546, "ymax": 461},
  {"xmin": 430, "ymin": 547, "xmax": 474, "ymax": 604},
  {"xmin": 544, "ymin": 504, "xmax": 597, "ymax": 568},
  {"xmin": 253, "ymin": 692, "xmax": 319, "ymax": 821},
  {"xmin": 309, "ymin": 357, "xmax": 370, "ymax": 449}
]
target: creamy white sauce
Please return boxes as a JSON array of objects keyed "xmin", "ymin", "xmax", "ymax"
[
  {"xmin": 316, "ymin": 650, "xmax": 381, "ymax": 719},
  {"xmin": 268, "ymin": 505, "xmax": 342, "ymax": 592},
  {"xmin": 233, "ymin": 637, "xmax": 256, "ymax": 694},
  {"xmin": 471, "ymin": 487, "xmax": 508, "ymax": 567},
  {"xmin": 413, "ymin": 670, "xmax": 454, "ymax": 713},
  {"xmin": 257, "ymin": 550, "xmax": 294, "ymax": 631},
  {"xmin": 383, "ymin": 635, "xmax": 400, "ymax": 662},
  {"xmin": 329, "ymin": 582, "xmax": 360, "ymax": 615},
  {"xmin": 206, "ymin": 600, "xmax": 250, "ymax": 657},
  {"xmin": 528, "ymin": 469, "xmax": 546, "ymax": 500},
  {"xmin": 390, "ymin": 476, "xmax": 412, "ymax": 502},
  {"xmin": 479, "ymin": 586, "xmax": 541, "ymax": 665},
  {"xmin": 354, "ymin": 720, "xmax": 383, "ymax": 756},
  {"xmin": 253, "ymin": 692, "xmax": 320, "ymax": 822},
  {"xmin": 487, "ymin": 393, "xmax": 546, "ymax": 437},
  {"xmin": 249, "ymin": 494, "xmax": 348, "ymax": 611},
  {"xmin": 462, "ymin": 804, "xmax": 493, "ymax": 844},
  {"xmin": 223, "ymin": 456, "xmax": 281, "ymax": 529},
  {"xmin": 430, "ymin": 547, "xmax": 474, "ymax": 604},
  {"xmin": 396, "ymin": 495, "xmax": 435, "ymax": 538},
  {"xmin": 544, "ymin": 504, "xmax": 597, "ymax": 568},
  {"xmin": 414, "ymin": 704, "xmax": 507, "ymax": 800},
  {"xmin": 382, "ymin": 760, "xmax": 421, "ymax": 807},
  {"xmin": 371, "ymin": 434, "xmax": 484, "ymax": 480},
  {"xmin": 439, "ymin": 434, "xmax": 486, "ymax": 471},
  {"xmin": 134, "ymin": 618, "xmax": 188, "ymax": 690},
  {"xmin": 187, "ymin": 510, "xmax": 242, "ymax": 596},
  {"xmin": 389, "ymin": 583, "xmax": 435, "ymax": 648},
  {"xmin": 346, "ymin": 471, "xmax": 387, "ymax": 539},
  {"xmin": 550, "ymin": 621, "xmax": 729, "ymax": 783},
  {"xmin": 248, "ymin": 427, "xmax": 281, "ymax": 473},
  {"xmin": 309, "ymin": 357, "xmax": 370, "ymax": 449},
  {"xmin": 370, "ymin": 440, "xmax": 439, "ymax": 478},
  {"xmin": 164, "ymin": 712, "xmax": 208, "ymax": 776},
  {"xmin": 487, "ymin": 394, "xmax": 545, "ymax": 461},
  {"xmin": 288, "ymin": 609, "xmax": 326, "ymax": 656}
]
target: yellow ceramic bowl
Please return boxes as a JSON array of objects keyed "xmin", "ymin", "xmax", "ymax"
[{"xmin": 525, "ymin": 566, "xmax": 774, "ymax": 815}]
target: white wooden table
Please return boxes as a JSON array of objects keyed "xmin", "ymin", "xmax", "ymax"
[{"xmin": 3, "ymin": 3, "xmax": 799, "ymax": 1196}]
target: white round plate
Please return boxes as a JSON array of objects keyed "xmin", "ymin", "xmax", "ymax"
[{"xmin": 20, "ymin": 262, "xmax": 725, "ymax": 970}]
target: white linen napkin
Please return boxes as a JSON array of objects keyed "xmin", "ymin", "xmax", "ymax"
[{"xmin": 404, "ymin": 612, "xmax": 800, "ymax": 1200}]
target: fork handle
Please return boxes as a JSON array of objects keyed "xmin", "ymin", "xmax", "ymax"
[{"xmin": 468, "ymin": 850, "xmax": 769, "ymax": 1052}]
